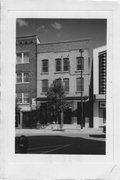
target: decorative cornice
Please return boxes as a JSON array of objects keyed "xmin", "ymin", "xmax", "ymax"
[{"xmin": 16, "ymin": 39, "xmax": 36, "ymax": 45}]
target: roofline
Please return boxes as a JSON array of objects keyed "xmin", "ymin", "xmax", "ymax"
[
  {"xmin": 37, "ymin": 38, "xmax": 90, "ymax": 46},
  {"xmin": 93, "ymin": 45, "xmax": 107, "ymax": 51},
  {"xmin": 16, "ymin": 34, "xmax": 37, "ymax": 39}
]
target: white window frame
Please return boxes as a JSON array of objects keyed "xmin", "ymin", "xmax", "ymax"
[
  {"xmin": 76, "ymin": 77, "xmax": 84, "ymax": 92},
  {"xmin": 16, "ymin": 72, "xmax": 30, "ymax": 84},
  {"xmin": 63, "ymin": 78, "xmax": 69, "ymax": 92},
  {"xmin": 42, "ymin": 59, "xmax": 49, "ymax": 73},
  {"xmin": 16, "ymin": 93, "xmax": 30, "ymax": 104},
  {"xmin": 63, "ymin": 58, "xmax": 69, "ymax": 72},
  {"xmin": 55, "ymin": 58, "xmax": 62, "ymax": 72},
  {"xmin": 16, "ymin": 51, "xmax": 30, "ymax": 64},
  {"xmin": 42, "ymin": 79, "xmax": 49, "ymax": 93},
  {"xmin": 76, "ymin": 56, "xmax": 84, "ymax": 71}
]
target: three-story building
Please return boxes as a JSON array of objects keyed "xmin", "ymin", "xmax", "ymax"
[
  {"xmin": 37, "ymin": 39, "xmax": 92, "ymax": 127},
  {"xmin": 16, "ymin": 35, "xmax": 40, "ymax": 128}
]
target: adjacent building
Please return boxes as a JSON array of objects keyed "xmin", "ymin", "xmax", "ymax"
[
  {"xmin": 36, "ymin": 39, "xmax": 92, "ymax": 127},
  {"xmin": 16, "ymin": 35, "xmax": 40, "ymax": 128},
  {"xmin": 93, "ymin": 45, "xmax": 106, "ymax": 128}
]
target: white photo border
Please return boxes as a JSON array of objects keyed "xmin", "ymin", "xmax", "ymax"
[{"xmin": 1, "ymin": 0, "xmax": 120, "ymax": 179}]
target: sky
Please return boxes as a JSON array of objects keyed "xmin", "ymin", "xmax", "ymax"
[{"xmin": 16, "ymin": 18, "xmax": 107, "ymax": 50}]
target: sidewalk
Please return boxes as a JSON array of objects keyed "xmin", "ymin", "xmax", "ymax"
[{"xmin": 15, "ymin": 125, "xmax": 105, "ymax": 141}]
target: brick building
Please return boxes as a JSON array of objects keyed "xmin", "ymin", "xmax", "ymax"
[
  {"xmin": 93, "ymin": 45, "xmax": 106, "ymax": 128},
  {"xmin": 16, "ymin": 35, "xmax": 40, "ymax": 128},
  {"xmin": 37, "ymin": 39, "xmax": 92, "ymax": 127}
]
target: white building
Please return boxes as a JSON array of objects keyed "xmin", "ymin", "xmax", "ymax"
[
  {"xmin": 93, "ymin": 45, "xmax": 106, "ymax": 128},
  {"xmin": 37, "ymin": 39, "xmax": 92, "ymax": 127}
]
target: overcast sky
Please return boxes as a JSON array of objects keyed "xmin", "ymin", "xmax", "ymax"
[{"xmin": 16, "ymin": 18, "xmax": 107, "ymax": 50}]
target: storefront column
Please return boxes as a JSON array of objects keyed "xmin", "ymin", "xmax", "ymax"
[
  {"xmin": 19, "ymin": 111, "xmax": 23, "ymax": 129},
  {"xmin": 93, "ymin": 102, "xmax": 100, "ymax": 128}
]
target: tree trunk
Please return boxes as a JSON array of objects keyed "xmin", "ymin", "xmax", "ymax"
[{"xmin": 60, "ymin": 111, "xmax": 63, "ymax": 129}]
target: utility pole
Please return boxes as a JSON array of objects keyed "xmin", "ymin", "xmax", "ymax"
[{"xmin": 79, "ymin": 49, "xmax": 84, "ymax": 129}]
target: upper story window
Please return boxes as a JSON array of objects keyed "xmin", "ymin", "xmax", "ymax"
[
  {"xmin": 16, "ymin": 93, "xmax": 22, "ymax": 103},
  {"xmin": 16, "ymin": 52, "xmax": 29, "ymax": 64},
  {"xmin": 76, "ymin": 77, "xmax": 84, "ymax": 92},
  {"xmin": 42, "ymin": 59, "xmax": 49, "ymax": 73},
  {"xmin": 16, "ymin": 72, "xmax": 30, "ymax": 83},
  {"xmin": 16, "ymin": 93, "xmax": 30, "ymax": 104},
  {"xmin": 63, "ymin": 58, "xmax": 69, "ymax": 71},
  {"xmin": 42, "ymin": 79, "xmax": 48, "ymax": 93},
  {"xmin": 63, "ymin": 78, "xmax": 69, "ymax": 92},
  {"xmin": 76, "ymin": 57, "xmax": 84, "ymax": 71},
  {"xmin": 56, "ymin": 58, "xmax": 61, "ymax": 72}
]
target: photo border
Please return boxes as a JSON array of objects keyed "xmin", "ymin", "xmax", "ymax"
[{"xmin": 1, "ymin": 0, "xmax": 120, "ymax": 179}]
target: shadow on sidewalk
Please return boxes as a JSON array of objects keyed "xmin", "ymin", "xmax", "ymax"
[{"xmin": 89, "ymin": 134, "xmax": 106, "ymax": 138}]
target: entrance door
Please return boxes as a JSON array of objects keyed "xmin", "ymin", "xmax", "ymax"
[{"xmin": 63, "ymin": 109, "xmax": 72, "ymax": 124}]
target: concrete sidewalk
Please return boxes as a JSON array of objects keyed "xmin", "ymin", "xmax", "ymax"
[{"xmin": 15, "ymin": 125, "xmax": 105, "ymax": 141}]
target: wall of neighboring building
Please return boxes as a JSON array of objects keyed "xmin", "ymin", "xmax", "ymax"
[
  {"xmin": 16, "ymin": 42, "xmax": 37, "ymax": 106},
  {"xmin": 93, "ymin": 45, "xmax": 106, "ymax": 129},
  {"xmin": 16, "ymin": 36, "xmax": 38, "ymax": 127}
]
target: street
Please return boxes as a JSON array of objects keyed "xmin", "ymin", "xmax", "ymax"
[{"xmin": 15, "ymin": 134, "xmax": 105, "ymax": 154}]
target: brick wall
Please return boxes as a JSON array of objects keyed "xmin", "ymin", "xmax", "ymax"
[{"xmin": 16, "ymin": 38, "xmax": 37, "ymax": 104}]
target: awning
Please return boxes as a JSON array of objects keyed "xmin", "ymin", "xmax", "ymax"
[{"xmin": 36, "ymin": 96, "xmax": 89, "ymax": 102}]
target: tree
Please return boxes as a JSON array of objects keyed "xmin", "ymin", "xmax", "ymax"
[{"xmin": 47, "ymin": 78, "xmax": 70, "ymax": 129}]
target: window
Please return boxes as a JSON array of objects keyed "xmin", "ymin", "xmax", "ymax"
[
  {"xmin": 16, "ymin": 73, "xmax": 22, "ymax": 83},
  {"xmin": 23, "ymin": 73, "xmax": 29, "ymax": 82},
  {"xmin": 16, "ymin": 52, "xmax": 29, "ymax": 64},
  {"xmin": 56, "ymin": 58, "xmax": 61, "ymax": 72},
  {"xmin": 16, "ymin": 93, "xmax": 29, "ymax": 104},
  {"xmin": 24, "ymin": 93, "xmax": 29, "ymax": 103},
  {"xmin": 63, "ymin": 58, "xmax": 69, "ymax": 71},
  {"xmin": 42, "ymin": 60, "xmax": 48, "ymax": 72},
  {"xmin": 16, "ymin": 53, "xmax": 22, "ymax": 64},
  {"xmin": 42, "ymin": 79, "xmax": 48, "ymax": 93},
  {"xmin": 63, "ymin": 78, "xmax": 69, "ymax": 92},
  {"xmin": 76, "ymin": 57, "xmax": 84, "ymax": 71},
  {"xmin": 24, "ymin": 52, "xmax": 29, "ymax": 63},
  {"xmin": 76, "ymin": 78, "xmax": 84, "ymax": 92},
  {"xmin": 16, "ymin": 72, "xmax": 29, "ymax": 83},
  {"xmin": 16, "ymin": 93, "xmax": 22, "ymax": 103}
]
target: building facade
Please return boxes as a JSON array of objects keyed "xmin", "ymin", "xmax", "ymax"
[
  {"xmin": 16, "ymin": 35, "xmax": 40, "ymax": 128},
  {"xmin": 93, "ymin": 46, "xmax": 106, "ymax": 128},
  {"xmin": 37, "ymin": 39, "xmax": 92, "ymax": 127}
]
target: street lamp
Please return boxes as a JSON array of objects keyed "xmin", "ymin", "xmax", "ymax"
[{"xmin": 79, "ymin": 49, "xmax": 84, "ymax": 129}]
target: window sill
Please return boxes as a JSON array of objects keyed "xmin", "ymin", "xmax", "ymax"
[
  {"xmin": 16, "ymin": 82, "xmax": 30, "ymax": 84},
  {"xmin": 54, "ymin": 71, "xmax": 69, "ymax": 74},
  {"xmin": 40, "ymin": 92, "xmax": 47, "ymax": 95},
  {"xmin": 54, "ymin": 71, "xmax": 62, "ymax": 74},
  {"xmin": 16, "ymin": 62, "xmax": 30, "ymax": 65},
  {"xmin": 75, "ymin": 70, "xmax": 84, "ymax": 73},
  {"xmin": 75, "ymin": 91, "xmax": 83, "ymax": 94},
  {"xmin": 41, "ymin": 72, "xmax": 49, "ymax": 75},
  {"xmin": 17, "ymin": 103, "xmax": 30, "ymax": 105}
]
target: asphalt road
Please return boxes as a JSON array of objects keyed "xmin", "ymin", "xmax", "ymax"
[{"xmin": 15, "ymin": 135, "xmax": 106, "ymax": 154}]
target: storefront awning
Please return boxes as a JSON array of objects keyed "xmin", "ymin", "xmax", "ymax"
[{"xmin": 36, "ymin": 96, "xmax": 89, "ymax": 102}]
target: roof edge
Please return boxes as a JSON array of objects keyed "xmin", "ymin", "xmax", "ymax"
[{"xmin": 38, "ymin": 38, "xmax": 90, "ymax": 46}]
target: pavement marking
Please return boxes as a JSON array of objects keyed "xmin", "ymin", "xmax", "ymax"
[
  {"xmin": 16, "ymin": 144, "xmax": 72, "ymax": 153},
  {"xmin": 40, "ymin": 144, "xmax": 72, "ymax": 154},
  {"xmin": 28, "ymin": 144, "xmax": 69, "ymax": 152}
]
